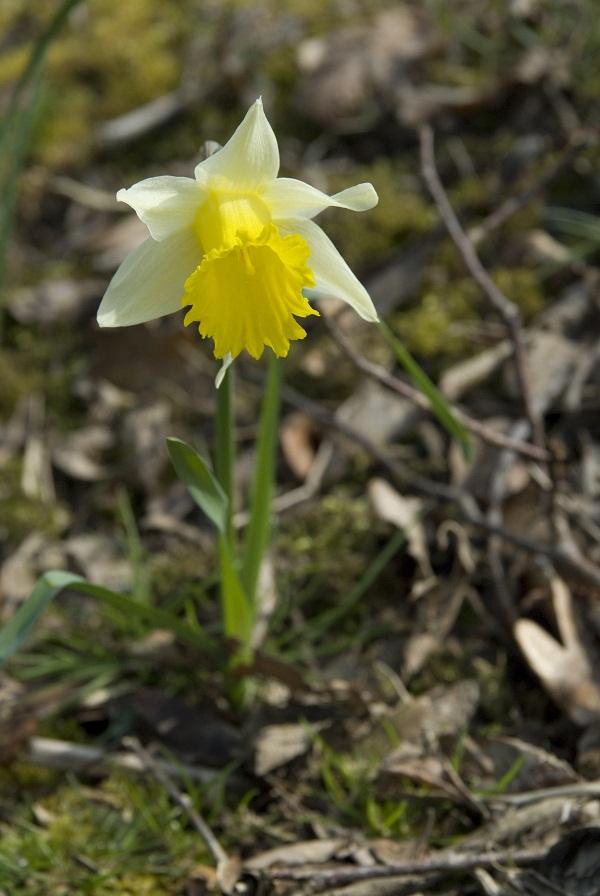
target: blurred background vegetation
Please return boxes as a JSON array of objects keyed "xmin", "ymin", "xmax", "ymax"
[{"xmin": 2, "ymin": 1, "xmax": 600, "ymax": 894}]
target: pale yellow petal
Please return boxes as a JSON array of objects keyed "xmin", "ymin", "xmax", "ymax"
[
  {"xmin": 98, "ymin": 229, "xmax": 201, "ymax": 327},
  {"xmin": 265, "ymin": 178, "xmax": 378, "ymax": 219},
  {"xmin": 278, "ymin": 218, "xmax": 378, "ymax": 322},
  {"xmin": 194, "ymin": 99, "xmax": 279, "ymax": 188},
  {"xmin": 117, "ymin": 176, "xmax": 204, "ymax": 241}
]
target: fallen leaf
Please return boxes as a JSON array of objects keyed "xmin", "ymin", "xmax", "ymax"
[
  {"xmin": 514, "ymin": 577, "xmax": 600, "ymax": 724},
  {"xmin": 368, "ymin": 477, "xmax": 433, "ymax": 578},
  {"xmin": 253, "ymin": 723, "xmax": 316, "ymax": 776},
  {"xmin": 280, "ymin": 411, "xmax": 317, "ymax": 479}
]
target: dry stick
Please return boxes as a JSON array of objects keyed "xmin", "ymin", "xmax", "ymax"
[
  {"xmin": 486, "ymin": 420, "xmax": 532, "ymax": 629},
  {"xmin": 279, "ymin": 382, "xmax": 600, "ymax": 590},
  {"xmin": 418, "ymin": 124, "xmax": 545, "ymax": 452},
  {"xmin": 324, "ymin": 314, "xmax": 548, "ymax": 462},
  {"xmin": 266, "ymin": 847, "xmax": 545, "ymax": 887},
  {"xmin": 27, "ymin": 735, "xmax": 217, "ymax": 783},
  {"xmin": 124, "ymin": 737, "xmax": 229, "ymax": 869}
]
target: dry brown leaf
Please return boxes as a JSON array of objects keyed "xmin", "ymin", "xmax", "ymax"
[
  {"xmin": 368, "ymin": 477, "xmax": 433, "ymax": 579},
  {"xmin": 378, "ymin": 753, "xmax": 486, "ymax": 817},
  {"xmin": 8, "ymin": 278, "xmax": 102, "ymax": 326},
  {"xmin": 253, "ymin": 723, "xmax": 317, "ymax": 777},
  {"xmin": 21, "ymin": 393, "xmax": 54, "ymax": 503},
  {"xmin": 121, "ymin": 401, "xmax": 171, "ymax": 492},
  {"xmin": 53, "ymin": 425, "xmax": 114, "ymax": 481},
  {"xmin": 338, "ymin": 381, "xmax": 416, "ymax": 447},
  {"xmin": 64, "ymin": 534, "xmax": 131, "ymax": 592},
  {"xmin": 484, "ymin": 736, "xmax": 580, "ymax": 793},
  {"xmin": 280, "ymin": 411, "xmax": 317, "ymax": 479},
  {"xmin": 514, "ymin": 577, "xmax": 600, "ymax": 724},
  {"xmin": 0, "ymin": 534, "xmax": 65, "ymax": 613},
  {"xmin": 296, "ymin": 6, "xmax": 437, "ymax": 125},
  {"xmin": 246, "ymin": 838, "xmax": 347, "ymax": 870}
]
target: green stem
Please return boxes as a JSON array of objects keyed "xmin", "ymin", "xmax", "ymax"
[
  {"xmin": 214, "ymin": 364, "xmax": 251, "ymax": 706},
  {"xmin": 215, "ymin": 365, "xmax": 234, "ymax": 543},
  {"xmin": 241, "ymin": 353, "xmax": 282, "ymax": 604}
]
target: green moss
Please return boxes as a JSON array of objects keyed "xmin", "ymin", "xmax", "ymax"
[
  {"xmin": 0, "ymin": 772, "xmax": 210, "ymax": 894},
  {"xmin": 0, "ymin": 329, "xmax": 86, "ymax": 429},
  {"xmin": 0, "ymin": 458, "xmax": 67, "ymax": 544},
  {"xmin": 150, "ymin": 542, "xmax": 215, "ymax": 609},
  {"xmin": 395, "ymin": 280, "xmax": 478, "ymax": 362},
  {"xmin": 2, "ymin": 0, "xmax": 186, "ymax": 167},
  {"xmin": 494, "ymin": 266, "xmax": 546, "ymax": 320},
  {"xmin": 274, "ymin": 487, "xmax": 392, "ymax": 651},
  {"xmin": 0, "ymin": 351, "xmax": 39, "ymax": 417},
  {"xmin": 395, "ymin": 259, "xmax": 546, "ymax": 363}
]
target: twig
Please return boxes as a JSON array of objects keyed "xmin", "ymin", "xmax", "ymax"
[
  {"xmin": 266, "ymin": 847, "xmax": 545, "ymax": 887},
  {"xmin": 124, "ymin": 737, "xmax": 229, "ymax": 869},
  {"xmin": 486, "ymin": 421, "xmax": 532, "ymax": 631},
  {"xmin": 325, "ymin": 315, "xmax": 549, "ymax": 462},
  {"xmin": 418, "ymin": 124, "xmax": 545, "ymax": 451},
  {"xmin": 485, "ymin": 777, "xmax": 600, "ymax": 807},
  {"xmin": 277, "ymin": 382, "xmax": 600, "ymax": 590},
  {"xmin": 26, "ymin": 736, "xmax": 217, "ymax": 783}
]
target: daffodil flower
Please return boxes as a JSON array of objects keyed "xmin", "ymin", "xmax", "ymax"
[{"xmin": 97, "ymin": 99, "xmax": 379, "ymax": 364}]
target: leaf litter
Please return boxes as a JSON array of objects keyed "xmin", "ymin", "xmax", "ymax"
[{"xmin": 3, "ymin": 1, "xmax": 600, "ymax": 894}]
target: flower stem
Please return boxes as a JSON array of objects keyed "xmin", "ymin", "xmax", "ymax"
[
  {"xmin": 241, "ymin": 353, "xmax": 281, "ymax": 604},
  {"xmin": 215, "ymin": 364, "xmax": 235, "ymax": 543}
]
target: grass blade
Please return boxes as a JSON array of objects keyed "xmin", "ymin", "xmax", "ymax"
[
  {"xmin": 546, "ymin": 206, "xmax": 600, "ymax": 243},
  {"xmin": 0, "ymin": 0, "xmax": 86, "ymax": 315},
  {"xmin": 219, "ymin": 539, "xmax": 253, "ymax": 647},
  {"xmin": 378, "ymin": 320, "xmax": 471, "ymax": 459},
  {"xmin": 0, "ymin": 0, "xmax": 85, "ymax": 147},
  {"xmin": 0, "ymin": 571, "xmax": 214, "ymax": 668},
  {"xmin": 310, "ymin": 529, "xmax": 407, "ymax": 638},
  {"xmin": 0, "ymin": 68, "xmax": 44, "ymax": 303},
  {"xmin": 241, "ymin": 353, "xmax": 282, "ymax": 602}
]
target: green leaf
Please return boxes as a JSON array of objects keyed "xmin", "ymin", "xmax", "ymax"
[
  {"xmin": 241, "ymin": 354, "xmax": 281, "ymax": 602},
  {"xmin": 167, "ymin": 437, "xmax": 228, "ymax": 533},
  {"xmin": 219, "ymin": 538, "xmax": 254, "ymax": 648},
  {"xmin": 0, "ymin": 0, "xmax": 85, "ymax": 148},
  {"xmin": 167, "ymin": 436, "xmax": 253, "ymax": 652},
  {"xmin": 378, "ymin": 320, "xmax": 471, "ymax": 460},
  {"xmin": 0, "ymin": 571, "xmax": 214, "ymax": 668},
  {"xmin": 546, "ymin": 206, "xmax": 600, "ymax": 243},
  {"xmin": 0, "ymin": 0, "xmax": 87, "ymax": 304}
]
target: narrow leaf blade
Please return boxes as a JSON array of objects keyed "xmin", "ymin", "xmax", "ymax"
[
  {"xmin": 0, "ymin": 570, "xmax": 214, "ymax": 668},
  {"xmin": 219, "ymin": 539, "xmax": 254, "ymax": 649},
  {"xmin": 241, "ymin": 354, "xmax": 281, "ymax": 602},
  {"xmin": 379, "ymin": 320, "xmax": 471, "ymax": 459},
  {"xmin": 167, "ymin": 437, "xmax": 228, "ymax": 533}
]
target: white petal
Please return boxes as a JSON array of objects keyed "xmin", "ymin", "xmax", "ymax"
[
  {"xmin": 215, "ymin": 353, "xmax": 234, "ymax": 388},
  {"xmin": 266, "ymin": 178, "xmax": 378, "ymax": 219},
  {"xmin": 278, "ymin": 218, "xmax": 378, "ymax": 322},
  {"xmin": 331, "ymin": 183, "xmax": 379, "ymax": 212},
  {"xmin": 195, "ymin": 98, "xmax": 279, "ymax": 187},
  {"xmin": 97, "ymin": 229, "xmax": 201, "ymax": 327},
  {"xmin": 117, "ymin": 176, "xmax": 204, "ymax": 241}
]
